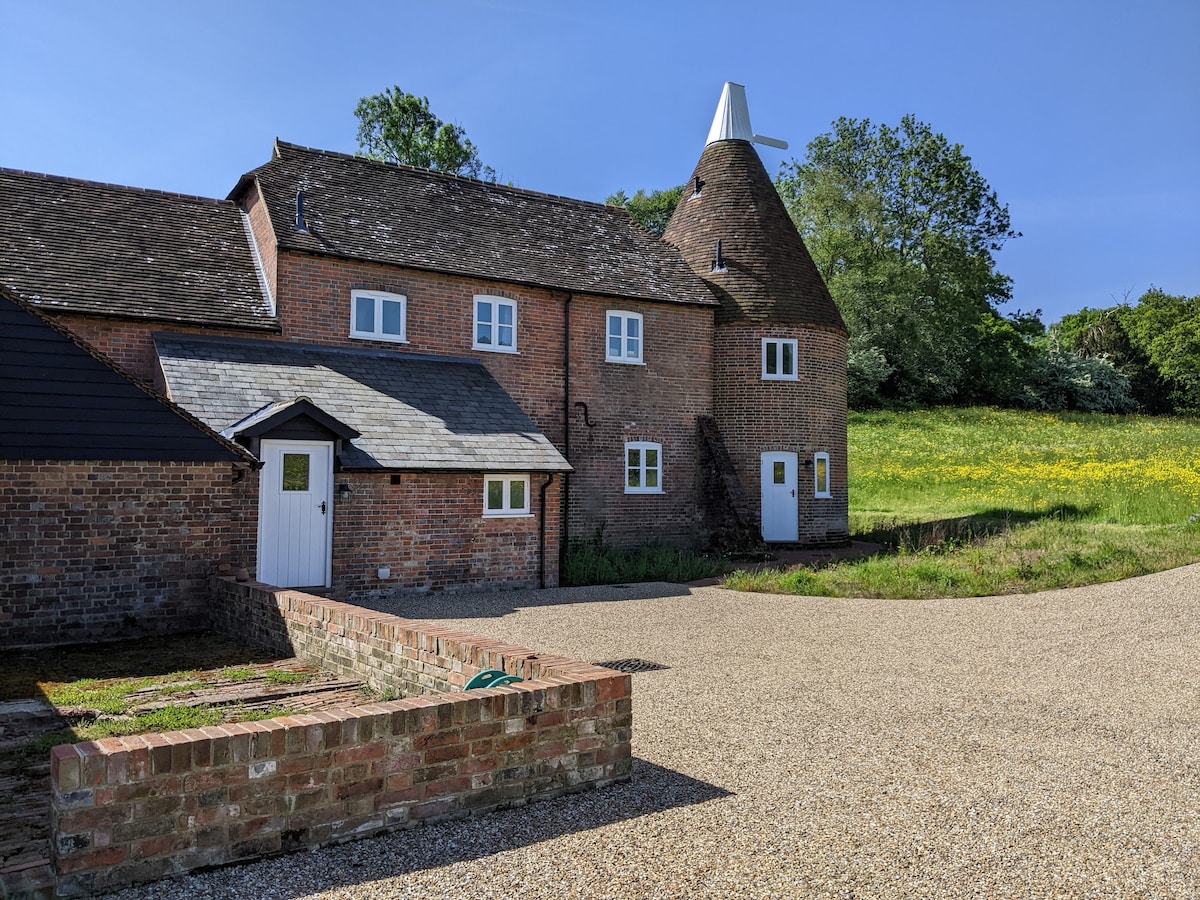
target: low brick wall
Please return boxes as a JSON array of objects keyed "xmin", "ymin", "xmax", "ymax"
[{"xmin": 49, "ymin": 580, "xmax": 632, "ymax": 896}]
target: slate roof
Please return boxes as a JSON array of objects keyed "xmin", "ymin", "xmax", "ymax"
[
  {"xmin": 663, "ymin": 140, "xmax": 846, "ymax": 331},
  {"xmin": 0, "ymin": 167, "xmax": 276, "ymax": 329},
  {"xmin": 231, "ymin": 140, "xmax": 717, "ymax": 308},
  {"xmin": 153, "ymin": 333, "xmax": 571, "ymax": 472},
  {"xmin": 0, "ymin": 287, "xmax": 252, "ymax": 462}
]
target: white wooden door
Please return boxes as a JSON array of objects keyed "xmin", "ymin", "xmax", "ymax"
[
  {"xmin": 761, "ymin": 451, "xmax": 799, "ymax": 542},
  {"xmin": 257, "ymin": 440, "xmax": 333, "ymax": 587}
]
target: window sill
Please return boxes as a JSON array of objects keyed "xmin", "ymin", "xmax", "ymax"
[
  {"xmin": 482, "ymin": 511, "xmax": 534, "ymax": 518},
  {"xmin": 350, "ymin": 333, "xmax": 409, "ymax": 344},
  {"xmin": 762, "ymin": 374, "xmax": 798, "ymax": 381},
  {"xmin": 473, "ymin": 345, "xmax": 520, "ymax": 355},
  {"xmin": 606, "ymin": 358, "xmax": 645, "ymax": 366},
  {"xmin": 624, "ymin": 489, "xmax": 664, "ymax": 495}
]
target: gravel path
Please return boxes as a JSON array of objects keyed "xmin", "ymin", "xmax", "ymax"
[{"xmin": 112, "ymin": 567, "xmax": 1200, "ymax": 899}]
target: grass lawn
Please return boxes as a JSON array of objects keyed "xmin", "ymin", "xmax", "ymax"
[{"xmin": 725, "ymin": 407, "xmax": 1200, "ymax": 598}]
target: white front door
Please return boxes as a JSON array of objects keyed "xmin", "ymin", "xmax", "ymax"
[
  {"xmin": 761, "ymin": 451, "xmax": 799, "ymax": 542},
  {"xmin": 258, "ymin": 440, "xmax": 334, "ymax": 587}
]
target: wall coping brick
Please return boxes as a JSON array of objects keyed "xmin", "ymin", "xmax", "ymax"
[{"xmin": 49, "ymin": 579, "xmax": 631, "ymax": 895}]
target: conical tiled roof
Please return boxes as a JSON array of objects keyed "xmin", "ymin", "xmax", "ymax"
[{"xmin": 663, "ymin": 137, "xmax": 845, "ymax": 331}]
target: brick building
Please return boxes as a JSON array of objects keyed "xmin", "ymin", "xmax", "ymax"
[{"xmin": 0, "ymin": 83, "xmax": 847, "ymax": 628}]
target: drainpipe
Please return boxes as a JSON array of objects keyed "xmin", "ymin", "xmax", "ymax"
[
  {"xmin": 538, "ymin": 473, "xmax": 557, "ymax": 588},
  {"xmin": 560, "ymin": 293, "xmax": 573, "ymax": 573}
]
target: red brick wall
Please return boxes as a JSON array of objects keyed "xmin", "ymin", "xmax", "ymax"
[
  {"xmin": 51, "ymin": 581, "xmax": 632, "ymax": 896},
  {"xmin": 565, "ymin": 299, "xmax": 714, "ymax": 547},
  {"xmin": 269, "ymin": 251, "xmax": 719, "ymax": 548},
  {"xmin": 0, "ymin": 461, "xmax": 256, "ymax": 648},
  {"xmin": 273, "ymin": 252, "xmax": 568, "ymax": 446},
  {"xmin": 48, "ymin": 243, "xmax": 723, "ymax": 575},
  {"xmin": 712, "ymin": 323, "xmax": 849, "ymax": 545},
  {"xmin": 242, "ymin": 187, "xmax": 278, "ymax": 306},
  {"xmin": 51, "ymin": 316, "xmax": 274, "ymax": 389},
  {"xmin": 328, "ymin": 471, "xmax": 561, "ymax": 597}
]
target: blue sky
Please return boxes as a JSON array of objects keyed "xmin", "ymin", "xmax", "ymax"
[{"xmin": 3, "ymin": 0, "xmax": 1196, "ymax": 324}]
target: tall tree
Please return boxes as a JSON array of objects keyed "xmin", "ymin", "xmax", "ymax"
[
  {"xmin": 354, "ymin": 86, "xmax": 495, "ymax": 181},
  {"xmin": 1054, "ymin": 288, "xmax": 1200, "ymax": 414},
  {"xmin": 606, "ymin": 185, "xmax": 684, "ymax": 236},
  {"xmin": 777, "ymin": 115, "xmax": 1020, "ymax": 403}
]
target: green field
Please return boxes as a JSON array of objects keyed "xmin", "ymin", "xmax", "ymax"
[{"xmin": 726, "ymin": 407, "xmax": 1200, "ymax": 598}]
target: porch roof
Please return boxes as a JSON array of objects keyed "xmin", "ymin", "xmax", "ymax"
[{"xmin": 154, "ymin": 333, "xmax": 571, "ymax": 472}]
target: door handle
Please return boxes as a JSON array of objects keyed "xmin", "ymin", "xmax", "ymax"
[
  {"xmin": 319, "ymin": 501, "xmax": 327, "ymax": 514},
  {"xmin": 791, "ymin": 490, "xmax": 795, "ymax": 497}
]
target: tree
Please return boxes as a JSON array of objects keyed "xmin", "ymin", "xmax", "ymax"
[
  {"xmin": 354, "ymin": 86, "xmax": 495, "ymax": 181},
  {"xmin": 777, "ymin": 115, "xmax": 1020, "ymax": 404},
  {"xmin": 1053, "ymin": 288, "xmax": 1200, "ymax": 415},
  {"xmin": 605, "ymin": 185, "xmax": 685, "ymax": 236}
]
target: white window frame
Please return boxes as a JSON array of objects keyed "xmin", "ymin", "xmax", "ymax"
[
  {"xmin": 606, "ymin": 310, "xmax": 644, "ymax": 364},
  {"xmin": 483, "ymin": 474, "xmax": 531, "ymax": 517},
  {"xmin": 814, "ymin": 452, "xmax": 831, "ymax": 498},
  {"xmin": 624, "ymin": 441, "xmax": 663, "ymax": 494},
  {"xmin": 350, "ymin": 289, "xmax": 407, "ymax": 343},
  {"xmin": 762, "ymin": 338, "xmax": 798, "ymax": 380},
  {"xmin": 473, "ymin": 295, "xmax": 518, "ymax": 354}
]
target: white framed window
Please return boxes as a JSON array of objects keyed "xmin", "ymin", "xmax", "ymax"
[
  {"xmin": 606, "ymin": 311, "xmax": 644, "ymax": 364},
  {"xmin": 624, "ymin": 441, "xmax": 662, "ymax": 494},
  {"xmin": 762, "ymin": 338, "xmax": 798, "ymax": 380},
  {"xmin": 814, "ymin": 452, "xmax": 831, "ymax": 498},
  {"xmin": 474, "ymin": 296, "xmax": 517, "ymax": 353},
  {"xmin": 350, "ymin": 290, "xmax": 407, "ymax": 342},
  {"xmin": 483, "ymin": 474, "xmax": 530, "ymax": 516}
]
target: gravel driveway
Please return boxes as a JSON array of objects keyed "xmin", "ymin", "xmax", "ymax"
[{"xmin": 112, "ymin": 566, "xmax": 1200, "ymax": 899}]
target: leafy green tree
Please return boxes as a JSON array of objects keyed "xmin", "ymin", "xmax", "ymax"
[
  {"xmin": 777, "ymin": 115, "xmax": 1020, "ymax": 404},
  {"xmin": 1054, "ymin": 288, "xmax": 1199, "ymax": 414},
  {"xmin": 354, "ymin": 86, "xmax": 495, "ymax": 181},
  {"xmin": 605, "ymin": 185, "xmax": 685, "ymax": 236},
  {"xmin": 1122, "ymin": 288, "xmax": 1200, "ymax": 413}
]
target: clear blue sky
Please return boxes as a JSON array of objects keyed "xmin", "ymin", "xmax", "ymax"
[{"xmin": 3, "ymin": 0, "xmax": 1196, "ymax": 324}]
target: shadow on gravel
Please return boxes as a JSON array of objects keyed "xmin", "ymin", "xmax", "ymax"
[
  {"xmin": 109, "ymin": 758, "xmax": 731, "ymax": 899},
  {"xmin": 353, "ymin": 581, "xmax": 692, "ymax": 620}
]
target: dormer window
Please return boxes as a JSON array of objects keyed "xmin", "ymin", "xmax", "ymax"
[{"xmin": 350, "ymin": 290, "xmax": 407, "ymax": 343}]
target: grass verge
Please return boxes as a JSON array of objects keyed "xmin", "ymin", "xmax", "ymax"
[
  {"xmin": 562, "ymin": 535, "xmax": 730, "ymax": 586},
  {"xmin": 726, "ymin": 408, "xmax": 1200, "ymax": 598}
]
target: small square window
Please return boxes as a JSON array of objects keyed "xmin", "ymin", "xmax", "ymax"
[
  {"xmin": 814, "ymin": 452, "xmax": 831, "ymax": 498},
  {"xmin": 474, "ymin": 296, "xmax": 518, "ymax": 353},
  {"xmin": 350, "ymin": 290, "xmax": 407, "ymax": 343},
  {"xmin": 281, "ymin": 453, "xmax": 310, "ymax": 491},
  {"xmin": 762, "ymin": 338, "xmax": 798, "ymax": 380},
  {"xmin": 625, "ymin": 441, "xmax": 663, "ymax": 494},
  {"xmin": 484, "ymin": 474, "xmax": 530, "ymax": 516},
  {"xmin": 606, "ymin": 311, "xmax": 644, "ymax": 364}
]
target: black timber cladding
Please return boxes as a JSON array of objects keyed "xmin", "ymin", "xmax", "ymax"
[
  {"xmin": 154, "ymin": 333, "xmax": 572, "ymax": 473},
  {"xmin": 233, "ymin": 140, "xmax": 718, "ymax": 308},
  {"xmin": 0, "ymin": 289, "xmax": 251, "ymax": 462},
  {"xmin": 0, "ymin": 167, "xmax": 276, "ymax": 329}
]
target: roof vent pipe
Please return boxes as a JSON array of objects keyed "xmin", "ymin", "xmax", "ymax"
[
  {"xmin": 711, "ymin": 239, "xmax": 726, "ymax": 273},
  {"xmin": 294, "ymin": 191, "xmax": 308, "ymax": 233}
]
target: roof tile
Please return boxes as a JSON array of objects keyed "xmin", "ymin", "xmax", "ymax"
[
  {"xmin": 0, "ymin": 168, "xmax": 276, "ymax": 329},
  {"xmin": 154, "ymin": 334, "xmax": 571, "ymax": 473},
  {"xmin": 236, "ymin": 141, "xmax": 716, "ymax": 308}
]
